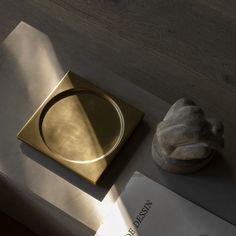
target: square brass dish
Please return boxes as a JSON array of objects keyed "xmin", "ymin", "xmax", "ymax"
[{"xmin": 17, "ymin": 71, "xmax": 144, "ymax": 184}]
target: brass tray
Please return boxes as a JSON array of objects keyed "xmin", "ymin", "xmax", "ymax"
[{"xmin": 17, "ymin": 71, "xmax": 144, "ymax": 184}]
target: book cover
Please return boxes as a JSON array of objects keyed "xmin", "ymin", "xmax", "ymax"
[{"xmin": 96, "ymin": 172, "xmax": 236, "ymax": 236}]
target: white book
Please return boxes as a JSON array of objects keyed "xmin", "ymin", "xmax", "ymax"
[{"xmin": 96, "ymin": 172, "xmax": 236, "ymax": 236}]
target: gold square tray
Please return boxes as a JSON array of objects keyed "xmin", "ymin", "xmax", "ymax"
[{"xmin": 17, "ymin": 71, "xmax": 144, "ymax": 184}]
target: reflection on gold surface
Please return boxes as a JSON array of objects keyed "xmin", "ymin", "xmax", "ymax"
[
  {"xmin": 17, "ymin": 71, "xmax": 144, "ymax": 184},
  {"xmin": 40, "ymin": 89, "xmax": 124, "ymax": 164}
]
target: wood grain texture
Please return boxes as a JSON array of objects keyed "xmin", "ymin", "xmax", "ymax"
[{"xmin": 37, "ymin": 0, "xmax": 236, "ymax": 92}]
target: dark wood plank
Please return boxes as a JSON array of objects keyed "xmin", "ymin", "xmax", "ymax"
[
  {"xmin": 1, "ymin": 0, "xmax": 236, "ymax": 101},
  {"xmin": 38, "ymin": 0, "xmax": 236, "ymax": 94}
]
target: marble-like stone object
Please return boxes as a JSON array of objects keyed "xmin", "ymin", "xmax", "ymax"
[{"xmin": 152, "ymin": 98, "xmax": 224, "ymax": 173}]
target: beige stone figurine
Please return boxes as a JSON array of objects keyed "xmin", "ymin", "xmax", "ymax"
[{"xmin": 152, "ymin": 98, "xmax": 224, "ymax": 173}]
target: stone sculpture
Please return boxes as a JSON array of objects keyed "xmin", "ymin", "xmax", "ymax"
[{"xmin": 152, "ymin": 98, "xmax": 224, "ymax": 173}]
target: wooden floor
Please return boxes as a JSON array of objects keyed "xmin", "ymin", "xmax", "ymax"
[{"xmin": 1, "ymin": 0, "xmax": 236, "ymax": 234}]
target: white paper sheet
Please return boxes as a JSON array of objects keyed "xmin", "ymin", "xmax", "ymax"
[{"xmin": 96, "ymin": 172, "xmax": 236, "ymax": 236}]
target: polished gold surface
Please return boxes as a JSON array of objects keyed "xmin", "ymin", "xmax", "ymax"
[
  {"xmin": 40, "ymin": 89, "xmax": 124, "ymax": 164},
  {"xmin": 17, "ymin": 71, "xmax": 144, "ymax": 184}
]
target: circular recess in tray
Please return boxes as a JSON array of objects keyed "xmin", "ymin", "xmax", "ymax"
[{"xmin": 39, "ymin": 88, "xmax": 125, "ymax": 164}]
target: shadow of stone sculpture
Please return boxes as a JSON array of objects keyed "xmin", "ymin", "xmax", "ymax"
[{"xmin": 152, "ymin": 98, "xmax": 224, "ymax": 174}]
